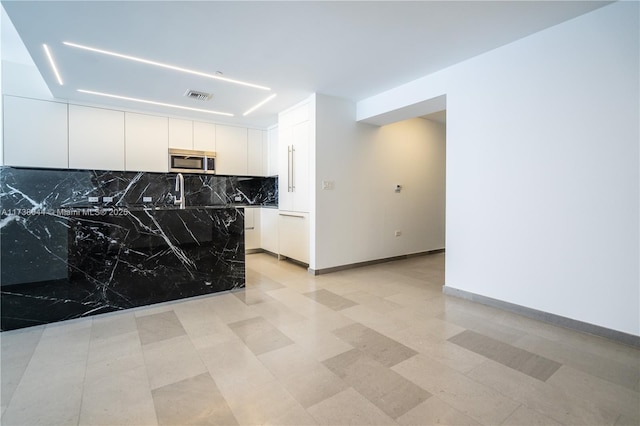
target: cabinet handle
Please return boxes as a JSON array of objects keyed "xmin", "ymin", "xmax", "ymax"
[
  {"xmin": 291, "ymin": 145, "xmax": 296, "ymax": 191},
  {"xmin": 245, "ymin": 227, "xmax": 255, "ymax": 230},
  {"xmin": 287, "ymin": 145, "xmax": 293, "ymax": 192},
  {"xmin": 279, "ymin": 213, "xmax": 305, "ymax": 219}
]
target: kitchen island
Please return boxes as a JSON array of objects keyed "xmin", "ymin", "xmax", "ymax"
[
  {"xmin": 0, "ymin": 166, "xmax": 277, "ymax": 331},
  {"xmin": 1, "ymin": 206, "xmax": 245, "ymax": 331}
]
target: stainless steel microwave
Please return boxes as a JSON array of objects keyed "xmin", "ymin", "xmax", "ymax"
[{"xmin": 169, "ymin": 148, "xmax": 216, "ymax": 174}]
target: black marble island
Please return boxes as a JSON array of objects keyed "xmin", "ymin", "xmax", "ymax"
[{"xmin": 0, "ymin": 167, "xmax": 277, "ymax": 331}]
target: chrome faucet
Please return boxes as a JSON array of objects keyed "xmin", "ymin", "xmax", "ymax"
[{"xmin": 174, "ymin": 173, "xmax": 185, "ymax": 209}]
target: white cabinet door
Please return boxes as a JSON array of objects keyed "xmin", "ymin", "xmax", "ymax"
[
  {"xmin": 244, "ymin": 207, "xmax": 261, "ymax": 251},
  {"xmin": 278, "ymin": 122, "xmax": 309, "ymax": 212},
  {"xmin": 260, "ymin": 208, "xmax": 279, "ymax": 254},
  {"xmin": 125, "ymin": 113, "xmax": 168, "ymax": 172},
  {"xmin": 168, "ymin": 118, "xmax": 193, "ymax": 150},
  {"xmin": 278, "ymin": 124, "xmax": 294, "ymax": 211},
  {"xmin": 69, "ymin": 105, "xmax": 125, "ymax": 171},
  {"xmin": 193, "ymin": 121, "xmax": 216, "ymax": 152},
  {"xmin": 216, "ymin": 124, "xmax": 247, "ymax": 175},
  {"xmin": 3, "ymin": 96, "xmax": 68, "ymax": 169},
  {"xmin": 247, "ymin": 129, "xmax": 266, "ymax": 176},
  {"xmin": 291, "ymin": 120, "xmax": 310, "ymax": 212},
  {"xmin": 267, "ymin": 126, "xmax": 278, "ymax": 176},
  {"xmin": 278, "ymin": 211, "xmax": 309, "ymax": 264}
]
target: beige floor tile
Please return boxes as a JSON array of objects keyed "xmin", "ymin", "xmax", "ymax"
[
  {"xmin": 266, "ymin": 287, "xmax": 334, "ymax": 318},
  {"xmin": 340, "ymin": 304, "xmax": 414, "ymax": 335},
  {"xmin": 396, "ymin": 396, "xmax": 482, "ymax": 426},
  {"xmin": 233, "ymin": 287, "xmax": 277, "ymax": 305},
  {"xmin": 449, "ymin": 330, "xmax": 561, "ymax": 381},
  {"xmin": 247, "ymin": 299, "xmax": 311, "ymax": 329},
  {"xmin": 438, "ymin": 307, "xmax": 523, "ymax": 344},
  {"xmin": 467, "ymin": 359, "xmax": 619, "ymax": 425},
  {"xmin": 323, "ymin": 348, "xmax": 431, "ymax": 419},
  {"xmin": 412, "ymin": 317, "xmax": 467, "ymax": 340},
  {"xmin": 258, "ymin": 344, "xmax": 348, "ymax": 407},
  {"xmin": 307, "ymin": 387, "xmax": 398, "ymax": 426},
  {"xmin": 299, "ymin": 309, "xmax": 355, "ymax": 332},
  {"xmin": 152, "ymin": 372, "xmax": 237, "ymax": 425},
  {"xmin": 333, "ymin": 323, "xmax": 418, "ymax": 367},
  {"xmin": 342, "ymin": 290, "xmax": 403, "ymax": 313},
  {"xmin": 2, "ymin": 357, "xmax": 86, "ymax": 426},
  {"xmin": 90, "ymin": 311, "xmax": 138, "ymax": 339},
  {"xmin": 228, "ymin": 316, "xmax": 294, "ymax": 355},
  {"xmin": 224, "ymin": 378, "xmax": 308, "ymax": 425},
  {"xmin": 87, "ymin": 330, "xmax": 143, "ymax": 366},
  {"xmin": 304, "ymin": 289, "xmax": 359, "ymax": 311},
  {"xmin": 136, "ymin": 310, "xmax": 187, "ymax": 346},
  {"xmin": 142, "ymin": 334, "xmax": 207, "ymax": 390},
  {"xmin": 501, "ymin": 405, "xmax": 562, "ymax": 426},
  {"xmin": 547, "ymin": 365, "xmax": 640, "ymax": 421},
  {"xmin": 202, "ymin": 292, "xmax": 260, "ymax": 324},
  {"xmin": 389, "ymin": 327, "xmax": 486, "ymax": 374},
  {"xmin": 175, "ymin": 306, "xmax": 239, "ymax": 350},
  {"xmin": 278, "ymin": 319, "xmax": 354, "ymax": 361},
  {"xmin": 392, "ymin": 354, "xmax": 520, "ymax": 425},
  {"xmin": 198, "ymin": 338, "xmax": 276, "ymax": 396},
  {"xmin": 515, "ymin": 333, "xmax": 640, "ymax": 391},
  {"xmin": 0, "ymin": 325, "xmax": 44, "ymax": 411},
  {"xmin": 80, "ymin": 361, "xmax": 157, "ymax": 426},
  {"xmin": 275, "ymin": 365, "xmax": 349, "ymax": 408}
]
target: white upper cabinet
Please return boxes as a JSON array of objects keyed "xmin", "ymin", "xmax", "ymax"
[
  {"xmin": 193, "ymin": 121, "xmax": 216, "ymax": 152},
  {"xmin": 247, "ymin": 129, "xmax": 266, "ymax": 176},
  {"xmin": 267, "ymin": 126, "xmax": 278, "ymax": 176},
  {"xmin": 216, "ymin": 124, "xmax": 247, "ymax": 175},
  {"xmin": 278, "ymin": 102, "xmax": 310, "ymax": 213},
  {"xmin": 125, "ymin": 112, "xmax": 168, "ymax": 173},
  {"xmin": 168, "ymin": 118, "xmax": 193, "ymax": 150},
  {"xmin": 69, "ymin": 105, "xmax": 125, "ymax": 171},
  {"xmin": 3, "ymin": 96, "xmax": 68, "ymax": 169}
]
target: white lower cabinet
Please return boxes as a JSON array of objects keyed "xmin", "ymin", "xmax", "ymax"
[
  {"xmin": 278, "ymin": 211, "xmax": 309, "ymax": 264},
  {"xmin": 3, "ymin": 96, "xmax": 68, "ymax": 169},
  {"xmin": 260, "ymin": 208, "xmax": 279, "ymax": 254},
  {"xmin": 69, "ymin": 105, "xmax": 125, "ymax": 170},
  {"xmin": 125, "ymin": 113, "xmax": 169, "ymax": 172},
  {"xmin": 244, "ymin": 207, "xmax": 261, "ymax": 251}
]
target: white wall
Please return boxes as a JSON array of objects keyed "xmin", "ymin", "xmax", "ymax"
[
  {"xmin": 358, "ymin": 2, "xmax": 639, "ymax": 336},
  {"xmin": 314, "ymin": 94, "xmax": 446, "ymax": 271}
]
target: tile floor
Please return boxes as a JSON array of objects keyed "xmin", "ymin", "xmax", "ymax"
[{"xmin": 1, "ymin": 252, "xmax": 639, "ymax": 425}]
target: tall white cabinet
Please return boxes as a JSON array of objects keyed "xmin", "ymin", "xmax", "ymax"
[
  {"xmin": 277, "ymin": 99, "xmax": 312, "ymax": 264},
  {"xmin": 3, "ymin": 96, "xmax": 68, "ymax": 169}
]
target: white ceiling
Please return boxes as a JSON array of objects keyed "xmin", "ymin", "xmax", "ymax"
[{"xmin": 1, "ymin": 1, "xmax": 610, "ymax": 128}]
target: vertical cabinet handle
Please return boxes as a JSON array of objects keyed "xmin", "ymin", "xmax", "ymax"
[
  {"xmin": 287, "ymin": 145, "xmax": 292, "ymax": 192},
  {"xmin": 291, "ymin": 145, "xmax": 296, "ymax": 191}
]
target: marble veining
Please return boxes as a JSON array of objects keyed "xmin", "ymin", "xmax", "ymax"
[{"xmin": 0, "ymin": 167, "xmax": 275, "ymax": 331}]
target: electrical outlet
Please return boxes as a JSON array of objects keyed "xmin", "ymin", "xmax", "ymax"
[
  {"xmin": 395, "ymin": 230, "xmax": 402, "ymax": 237},
  {"xmin": 322, "ymin": 180, "xmax": 334, "ymax": 190}
]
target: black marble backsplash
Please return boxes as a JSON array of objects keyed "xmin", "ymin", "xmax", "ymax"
[{"xmin": 0, "ymin": 167, "xmax": 277, "ymax": 211}]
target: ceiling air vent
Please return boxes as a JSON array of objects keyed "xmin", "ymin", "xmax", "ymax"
[{"xmin": 184, "ymin": 90, "xmax": 212, "ymax": 101}]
